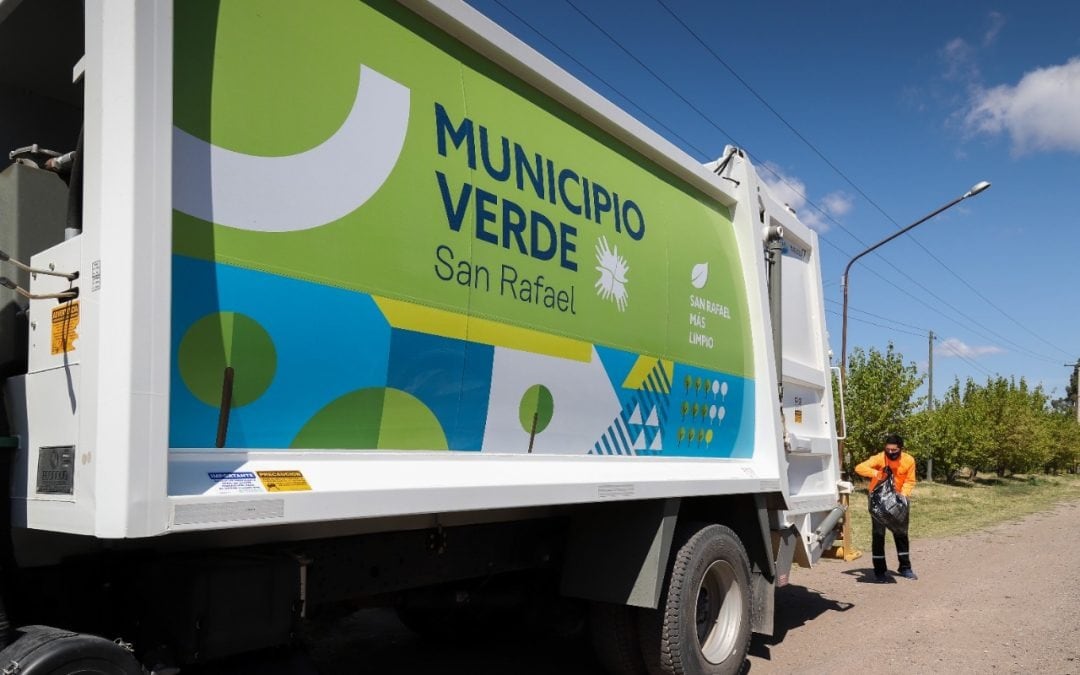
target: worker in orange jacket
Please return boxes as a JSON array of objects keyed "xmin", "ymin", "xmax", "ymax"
[{"xmin": 855, "ymin": 433, "xmax": 917, "ymax": 582}]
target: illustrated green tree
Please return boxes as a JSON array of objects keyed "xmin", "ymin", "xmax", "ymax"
[{"xmin": 841, "ymin": 343, "xmax": 924, "ymax": 477}]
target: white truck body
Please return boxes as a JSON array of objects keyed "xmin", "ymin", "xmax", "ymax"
[{"xmin": 0, "ymin": 0, "xmax": 843, "ymax": 670}]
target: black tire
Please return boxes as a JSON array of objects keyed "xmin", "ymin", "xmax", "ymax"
[
  {"xmin": 637, "ymin": 523, "xmax": 751, "ymax": 675},
  {"xmin": 0, "ymin": 626, "xmax": 144, "ymax": 675},
  {"xmin": 590, "ymin": 601, "xmax": 647, "ymax": 675}
]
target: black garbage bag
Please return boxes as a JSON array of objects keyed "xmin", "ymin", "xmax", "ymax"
[{"xmin": 868, "ymin": 466, "xmax": 909, "ymax": 533}]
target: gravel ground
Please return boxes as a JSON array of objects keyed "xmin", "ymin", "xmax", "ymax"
[
  {"xmin": 748, "ymin": 499, "xmax": 1080, "ymax": 674},
  {"xmin": 192, "ymin": 500, "xmax": 1080, "ymax": 674}
]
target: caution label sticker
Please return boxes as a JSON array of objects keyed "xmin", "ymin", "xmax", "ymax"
[
  {"xmin": 50, "ymin": 301, "xmax": 80, "ymax": 355},
  {"xmin": 207, "ymin": 471, "xmax": 264, "ymax": 495},
  {"xmin": 256, "ymin": 470, "xmax": 312, "ymax": 492},
  {"xmin": 794, "ymin": 409, "xmax": 803, "ymax": 424}
]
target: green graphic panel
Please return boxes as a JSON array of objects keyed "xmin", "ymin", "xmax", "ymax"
[
  {"xmin": 518, "ymin": 384, "xmax": 554, "ymax": 435},
  {"xmin": 173, "ymin": 0, "xmax": 753, "ymax": 379},
  {"xmin": 178, "ymin": 312, "xmax": 276, "ymax": 407},
  {"xmin": 291, "ymin": 387, "xmax": 449, "ymax": 450}
]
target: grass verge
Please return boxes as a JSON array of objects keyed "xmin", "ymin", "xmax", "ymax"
[{"xmin": 847, "ymin": 473, "xmax": 1080, "ymax": 552}]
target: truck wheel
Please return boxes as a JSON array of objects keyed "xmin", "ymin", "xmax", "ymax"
[
  {"xmin": 637, "ymin": 524, "xmax": 751, "ymax": 675},
  {"xmin": 590, "ymin": 601, "xmax": 646, "ymax": 675},
  {"xmin": 0, "ymin": 626, "xmax": 144, "ymax": 674}
]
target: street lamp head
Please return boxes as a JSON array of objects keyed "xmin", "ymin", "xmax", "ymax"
[{"xmin": 965, "ymin": 181, "xmax": 991, "ymax": 198}]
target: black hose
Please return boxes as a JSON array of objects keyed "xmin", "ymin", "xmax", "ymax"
[{"xmin": 66, "ymin": 128, "xmax": 84, "ymax": 233}]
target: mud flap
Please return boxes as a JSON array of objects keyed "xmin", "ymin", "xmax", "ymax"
[{"xmin": 560, "ymin": 498, "xmax": 680, "ymax": 609}]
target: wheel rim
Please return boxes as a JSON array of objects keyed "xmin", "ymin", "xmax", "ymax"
[{"xmin": 695, "ymin": 559, "xmax": 742, "ymax": 664}]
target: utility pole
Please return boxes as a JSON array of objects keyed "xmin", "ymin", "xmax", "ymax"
[
  {"xmin": 928, "ymin": 331, "xmax": 935, "ymax": 410},
  {"xmin": 927, "ymin": 330, "xmax": 934, "ymax": 482}
]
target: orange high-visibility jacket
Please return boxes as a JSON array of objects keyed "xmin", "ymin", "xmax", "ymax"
[{"xmin": 855, "ymin": 452, "xmax": 916, "ymax": 497}]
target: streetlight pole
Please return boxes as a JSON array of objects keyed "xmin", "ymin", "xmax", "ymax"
[{"xmin": 835, "ymin": 180, "xmax": 990, "ymax": 560}]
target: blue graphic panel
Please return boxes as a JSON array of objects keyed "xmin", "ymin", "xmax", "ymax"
[
  {"xmin": 587, "ymin": 347, "xmax": 754, "ymax": 459},
  {"xmin": 386, "ymin": 329, "xmax": 493, "ymax": 451},
  {"xmin": 170, "ymin": 255, "xmax": 392, "ymax": 448},
  {"xmin": 661, "ymin": 364, "xmax": 754, "ymax": 458},
  {"xmin": 594, "ymin": 345, "xmax": 638, "ymax": 393}
]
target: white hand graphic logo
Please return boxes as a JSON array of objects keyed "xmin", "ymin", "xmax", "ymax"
[{"xmin": 594, "ymin": 236, "xmax": 629, "ymax": 312}]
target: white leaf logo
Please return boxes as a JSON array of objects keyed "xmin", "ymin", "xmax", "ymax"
[{"xmin": 691, "ymin": 262, "xmax": 709, "ymax": 289}]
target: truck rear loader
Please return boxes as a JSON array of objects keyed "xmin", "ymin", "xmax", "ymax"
[{"xmin": 0, "ymin": 1, "xmax": 846, "ymax": 673}]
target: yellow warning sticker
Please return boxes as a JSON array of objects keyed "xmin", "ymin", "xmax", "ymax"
[
  {"xmin": 793, "ymin": 409, "xmax": 804, "ymax": 424},
  {"xmin": 50, "ymin": 301, "xmax": 80, "ymax": 355},
  {"xmin": 256, "ymin": 470, "xmax": 312, "ymax": 492}
]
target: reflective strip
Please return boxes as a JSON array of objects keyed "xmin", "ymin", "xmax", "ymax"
[
  {"xmin": 872, "ymin": 555, "xmax": 886, "ymax": 559},
  {"xmin": 898, "ymin": 552, "xmax": 910, "ymax": 557}
]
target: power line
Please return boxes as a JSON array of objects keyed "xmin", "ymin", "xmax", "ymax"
[
  {"xmin": 495, "ymin": 0, "xmax": 925, "ymax": 319},
  {"xmin": 827, "ymin": 309, "xmax": 996, "ymax": 379},
  {"xmin": 936, "ymin": 336, "xmax": 995, "ymax": 378},
  {"xmin": 816, "ymin": 212, "xmax": 1059, "ymax": 365},
  {"xmin": 825, "ymin": 310, "xmax": 928, "ymax": 339},
  {"xmin": 493, "ymin": 0, "xmax": 1063, "ymax": 368},
  {"xmin": 653, "ymin": 0, "xmax": 1074, "ymax": 360},
  {"xmin": 557, "ymin": 0, "xmax": 1061, "ymax": 365},
  {"xmin": 558, "ymin": 0, "xmax": 744, "ymax": 148},
  {"xmin": 824, "ymin": 299, "xmax": 929, "ymax": 334},
  {"xmin": 488, "ymin": 0, "xmax": 716, "ymax": 161}
]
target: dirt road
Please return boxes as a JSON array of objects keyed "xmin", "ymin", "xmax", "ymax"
[
  {"xmin": 201, "ymin": 500, "xmax": 1080, "ymax": 674},
  {"xmin": 749, "ymin": 500, "xmax": 1080, "ymax": 674}
]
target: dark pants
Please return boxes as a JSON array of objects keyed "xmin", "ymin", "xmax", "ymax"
[{"xmin": 871, "ymin": 518, "xmax": 911, "ymax": 574}]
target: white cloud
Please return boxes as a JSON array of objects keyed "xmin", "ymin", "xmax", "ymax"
[
  {"xmin": 940, "ymin": 12, "xmax": 1004, "ymax": 83},
  {"xmin": 935, "ymin": 337, "xmax": 1004, "ymax": 359},
  {"xmin": 941, "ymin": 37, "xmax": 979, "ymax": 83},
  {"xmin": 983, "ymin": 11, "xmax": 1005, "ymax": 46},
  {"xmin": 758, "ymin": 163, "xmax": 852, "ymax": 233},
  {"xmin": 963, "ymin": 57, "xmax": 1080, "ymax": 154},
  {"xmin": 820, "ymin": 192, "xmax": 854, "ymax": 218}
]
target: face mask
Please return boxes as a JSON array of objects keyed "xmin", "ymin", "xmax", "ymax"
[{"xmin": 886, "ymin": 449, "xmax": 901, "ymax": 460}]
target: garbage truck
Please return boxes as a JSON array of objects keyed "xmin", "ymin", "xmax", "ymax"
[{"xmin": 0, "ymin": 0, "xmax": 846, "ymax": 672}]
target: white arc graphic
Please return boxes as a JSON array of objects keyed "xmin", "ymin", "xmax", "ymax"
[{"xmin": 173, "ymin": 66, "xmax": 410, "ymax": 232}]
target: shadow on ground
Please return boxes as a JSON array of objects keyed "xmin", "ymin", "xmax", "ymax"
[
  {"xmin": 185, "ymin": 608, "xmax": 601, "ymax": 675},
  {"xmin": 748, "ymin": 582, "xmax": 854, "ymax": 666}
]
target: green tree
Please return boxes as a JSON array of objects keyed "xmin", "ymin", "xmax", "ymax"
[
  {"xmin": 962, "ymin": 376, "xmax": 1055, "ymax": 476},
  {"xmin": 841, "ymin": 343, "xmax": 924, "ymax": 476},
  {"xmin": 1045, "ymin": 412, "xmax": 1080, "ymax": 474},
  {"xmin": 1051, "ymin": 361, "xmax": 1078, "ymax": 417},
  {"xmin": 906, "ymin": 380, "xmax": 974, "ymax": 482}
]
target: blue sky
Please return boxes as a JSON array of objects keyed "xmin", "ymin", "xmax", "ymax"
[{"xmin": 465, "ymin": 0, "xmax": 1080, "ymax": 403}]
